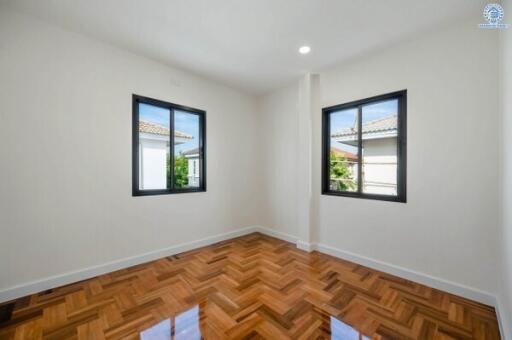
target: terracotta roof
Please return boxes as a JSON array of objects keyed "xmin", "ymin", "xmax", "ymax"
[
  {"xmin": 332, "ymin": 116, "xmax": 397, "ymax": 138},
  {"xmin": 330, "ymin": 147, "xmax": 358, "ymax": 161},
  {"xmin": 139, "ymin": 120, "xmax": 192, "ymax": 139}
]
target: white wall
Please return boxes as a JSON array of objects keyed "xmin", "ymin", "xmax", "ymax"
[
  {"xmin": 260, "ymin": 16, "xmax": 500, "ymax": 296},
  {"xmin": 499, "ymin": 0, "xmax": 512, "ymax": 337},
  {"xmin": 259, "ymin": 84, "xmax": 299, "ymax": 238},
  {"xmin": 0, "ymin": 9, "xmax": 264, "ymax": 292}
]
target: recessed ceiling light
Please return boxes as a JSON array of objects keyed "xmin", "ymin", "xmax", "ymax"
[{"xmin": 299, "ymin": 46, "xmax": 311, "ymax": 54}]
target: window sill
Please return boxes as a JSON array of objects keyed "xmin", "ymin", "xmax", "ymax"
[
  {"xmin": 321, "ymin": 190, "xmax": 406, "ymax": 203},
  {"xmin": 132, "ymin": 188, "xmax": 206, "ymax": 196}
]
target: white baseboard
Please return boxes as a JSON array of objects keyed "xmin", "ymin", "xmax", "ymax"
[
  {"xmin": 0, "ymin": 226, "xmax": 260, "ymax": 304},
  {"xmin": 296, "ymin": 240, "xmax": 314, "ymax": 252},
  {"xmin": 252, "ymin": 226, "xmax": 313, "ymax": 251},
  {"xmin": 495, "ymin": 297, "xmax": 512, "ymax": 340},
  {"xmin": 254, "ymin": 226, "xmax": 298, "ymax": 244}
]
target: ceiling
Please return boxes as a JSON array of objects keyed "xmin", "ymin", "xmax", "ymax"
[{"xmin": 1, "ymin": 0, "xmax": 484, "ymax": 94}]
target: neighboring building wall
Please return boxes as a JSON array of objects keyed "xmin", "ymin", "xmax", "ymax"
[
  {"xmin": 139, "ymin": 139, "xmax": 168, "ymax": 190},
  {"xmin": 186, "ymin": 155, "xmax": 200, "ymax": 187},
  {"xmin": 362, "ymin": 138, "xmax": 397, "ymax": 195},
  {"xmin": 348, "ymin": 163, "xmax": 358, "ymax": 185},
  {"xmin": 138, "ymin": 132, "xmax": 190, "ymax": 190}
]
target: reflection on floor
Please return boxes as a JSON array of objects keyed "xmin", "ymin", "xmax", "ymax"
[
  {"xmin": 139, "ymin": 307, "xmax": 369, "ymax": 340},
  {"xmin": 140, "ymin": 318, "xmax": 170, "ymax": 339},
  {"xmin": 0, "ymin": 233, "xmax": 501, "ymax": 339},
  {"xmin": 140, "ymin": 305, "xmax": 202, "ymax": 340},
  {"xmin": 330, "ymin": 316, "xmax": 370, "ymax": 340}
]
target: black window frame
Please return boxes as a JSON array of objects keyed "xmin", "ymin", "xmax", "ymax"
[
  {"xmin": 322, "ymin": 90, "xmax": 407, "ymax": 203},
  {"xmin": 132, "ymin": 94, "xmax": 206, "ymax": 196}
]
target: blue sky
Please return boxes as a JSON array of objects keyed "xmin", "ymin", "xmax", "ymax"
[
  {"xmin": 140, "ymin": 103, "xmax": 169, "ymax": 126},
  {"xmin": 330, "ymin": 107, "xmax": 358, "ymax": 154},
  {"xmin": 139, "ymin": 103, "xmax": 199, "ymax": 154},
  {"xmin": 330, "ymin": 99, "xmax": 397, "ymax": 154},
  {"xmin": 174, "ymin": 110, "xmax": 199, "ymax": 153},
  {"xmin": 362, "ymin": 99, "xmax": 397, "ymax": 124}
]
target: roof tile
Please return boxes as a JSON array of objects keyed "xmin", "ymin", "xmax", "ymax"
[
  {"xmin": 139, "ymin": 120, "xmax": 192, "ymax": 139},
  {"xmin": 332, "ymin": 116, "xmax": 397, "ymax": 138}
]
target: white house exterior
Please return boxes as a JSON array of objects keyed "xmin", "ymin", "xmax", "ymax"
[
  {"xmin": 138, "ymin": 120, "xmax": 192, "ymax": 189},
  {"xmin": 181, "ymin": 148, "xmax": 200, "ymax": 187},
  {"xmin": 332, "ymin": 116, "xmax": 397, "ymax": 195}
]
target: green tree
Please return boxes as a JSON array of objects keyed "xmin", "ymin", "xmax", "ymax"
[
  {"xmin": 329, "ymin": 151, "xmax": 355, "ymax": 191},
  {"xmin": 167, "ymin": 155, "xmax": 189, "ymax": 188}
]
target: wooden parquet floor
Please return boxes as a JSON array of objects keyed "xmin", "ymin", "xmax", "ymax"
[{"xmin": 0, "ymin": 233, "xmax": 501, "ymax": 340}]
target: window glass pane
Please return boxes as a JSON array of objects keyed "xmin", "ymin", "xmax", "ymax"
[
  {"xmin": 174, "ymin": 110, "xmax": 200, "ymax": 189},
  {"xmin": 138, "ymin": 103, "xmax": 170, "ymax": 190},
  {"xmin": 329, "ymin": 108, "xmax": 359, "ymax": 192},
  {"xmin": 361, "ymin": 99, "xmax": 398, "ymax": 195}
]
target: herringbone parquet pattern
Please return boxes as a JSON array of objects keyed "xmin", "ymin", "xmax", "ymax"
[{"xmin": 0, "ymin": 233, "xmax": 501, "ymax": 339}]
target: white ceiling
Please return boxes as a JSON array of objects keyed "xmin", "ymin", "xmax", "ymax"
[{"xmin": 2, "ymin": 0, "xmax": 484, "ymax": 94}]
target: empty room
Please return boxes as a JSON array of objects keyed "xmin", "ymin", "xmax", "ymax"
[{"xmin": 0, "ymin": 0, "xmax": 511, "ymax": 339}]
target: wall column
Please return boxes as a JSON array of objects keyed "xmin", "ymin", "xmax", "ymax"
[{"xmin": 296, "ymin": 73, "xmax": 320, "ymax": 251}]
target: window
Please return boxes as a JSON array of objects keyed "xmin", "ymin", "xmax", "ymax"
[
  {"xmin": 132, "ymin": 94, "xmax": 206, "ymax": 196},
  {"xmin": 322, "ymin": 90, "xmax": 406, "ymax": 202}
]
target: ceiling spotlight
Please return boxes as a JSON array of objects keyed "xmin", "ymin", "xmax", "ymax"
[{"xmin": 299, "ymin": 46, "xmax": 311, "ymax": 54}]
